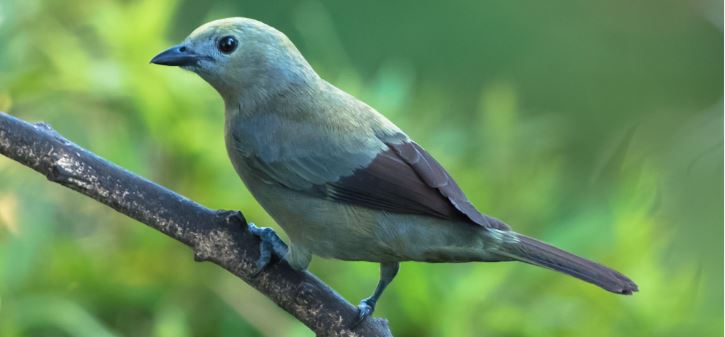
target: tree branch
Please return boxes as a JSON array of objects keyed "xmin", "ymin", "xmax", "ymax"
[{"xmin": 0, "ymin": 111, "xmax": 393, "ymax": 337}]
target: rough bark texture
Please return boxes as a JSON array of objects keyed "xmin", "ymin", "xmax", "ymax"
[{"xmin": 0, "ymin": 111, "xmax": 393, "ymax": 337}]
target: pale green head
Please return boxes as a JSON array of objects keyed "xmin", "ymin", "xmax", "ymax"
[{"xmin": 151, "ymin": 17, "xmax": 317, "ymax": 102}]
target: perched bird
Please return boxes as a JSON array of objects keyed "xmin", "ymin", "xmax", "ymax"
[{"xmin": 151, "ymin": 17, "xmax": 638, "ymax": 326}]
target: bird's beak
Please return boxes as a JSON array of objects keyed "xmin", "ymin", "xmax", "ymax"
[{"xmin": 150, "ymin": 44, "xmax": 201, "ymax": 67}]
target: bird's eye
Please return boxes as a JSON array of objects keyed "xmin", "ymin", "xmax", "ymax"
[{"xmin": 217, "ymin": 36, "xmax": 238, "ymax": 54}]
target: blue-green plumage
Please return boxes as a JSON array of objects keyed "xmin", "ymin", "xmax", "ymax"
[{"xmin": 151, "ymin": 17, "xmax": 638, "ymax": 327}]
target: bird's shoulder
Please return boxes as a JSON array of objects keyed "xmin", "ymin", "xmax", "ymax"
[
  {"xmin": 228, "ymin": 80, "xmax": 403, "ymax": 161},
  {"xmin": 226, "ymin": 85, "xmax": 398, "ymax": 189}
]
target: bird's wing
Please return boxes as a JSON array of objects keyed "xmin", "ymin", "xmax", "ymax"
[
  {"xmin": 244, "ymin": 139, "xmax": 509, "ymax": 231},
  {"xmin": 328, "ymin": 141, "xmax": 509, "ymax": 230}
]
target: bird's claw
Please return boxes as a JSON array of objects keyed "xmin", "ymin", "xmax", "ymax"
[
  {"xmin": 351, "ymin": 298, "xmax": 375, "ymax": 328},
  {"xmin": 248, "ymin": 223, "xmax": 288, "ymax": 276},
  {"xmin": 215, "ymin": 209, "xmax": 246, "ymax": 226}
]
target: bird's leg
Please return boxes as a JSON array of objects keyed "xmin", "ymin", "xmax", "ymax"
[
  {"xmin": 352, "ymin": 262, "xmax": 400, "ymax": 328},
  {"xmin": 247, "ymin": 223, "xmax": 288, "ymax": 276}
]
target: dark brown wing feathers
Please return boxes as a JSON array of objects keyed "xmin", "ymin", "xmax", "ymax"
[{"xmin": 328, "ymin": 141, "xmax": 510, "ymax": 231}]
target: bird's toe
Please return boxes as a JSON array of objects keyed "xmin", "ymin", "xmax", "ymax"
[
  {"xmin": 351, "ymin": 299, "xmax": 375, "ymax": 328},
  {"xmin": 248, "ymin": 223, "xmax": 288, "ymax": 276}
]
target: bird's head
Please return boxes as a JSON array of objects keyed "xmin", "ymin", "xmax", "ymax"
[{"xmin": 151, "ymin": 17, "xmax": 316, "ymax": 102}]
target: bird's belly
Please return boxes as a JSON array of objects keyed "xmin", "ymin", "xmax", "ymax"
[
  {"xmin": 241, "ymin": 177, "xmax": 495, "ymax": 263},
  {"xmin": 244, "ymin": 179, "xmax": 394, "ymax": 260}
]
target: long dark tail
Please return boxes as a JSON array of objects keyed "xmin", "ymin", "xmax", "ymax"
[{"xmin": 495, "ymin": 233, "xmax": 638, "ymax": 295}]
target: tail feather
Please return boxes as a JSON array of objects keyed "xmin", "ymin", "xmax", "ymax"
[{"xmin": 496, "ymin": 234, "xmax": 638, "ymax": 295}]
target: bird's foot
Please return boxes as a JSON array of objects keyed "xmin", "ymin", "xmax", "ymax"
[
  {"xmin": 248, "ymin": 223, "xmax": 288, "ymax": 276},
  {"xmin": 351, "ymin": 297, "xmax": 376, "ymax": 328}
]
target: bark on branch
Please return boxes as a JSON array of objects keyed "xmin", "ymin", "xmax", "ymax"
[{"xmin": 0, "ymin": 111, "xmax": 393, "ymax": 337}]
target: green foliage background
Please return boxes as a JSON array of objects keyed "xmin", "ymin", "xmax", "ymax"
[{"xmin": 0, "ymin": 0, "xmax": 722, "ymax": 336}]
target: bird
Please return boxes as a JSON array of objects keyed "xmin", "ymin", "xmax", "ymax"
[{"xmin": 151, "ymin": 17, "xmax": 638, "ymax": 327}]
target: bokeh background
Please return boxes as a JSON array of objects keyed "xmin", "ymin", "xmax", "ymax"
[{"xmin": 0, "ymin": 0, "xmax": 722, "ymax": 336}]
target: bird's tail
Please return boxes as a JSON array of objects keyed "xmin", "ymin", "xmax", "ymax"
[{"xmin": 494, "ymin": 233, "xmax": 638, "ymax": 295}]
